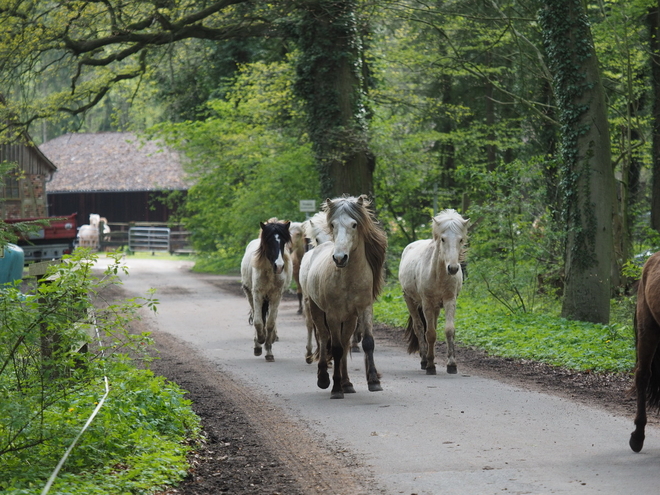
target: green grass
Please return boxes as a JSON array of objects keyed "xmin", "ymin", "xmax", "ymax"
[{"xmin": 374, "ymin": 284, "xmax": 636, "ymax": 374}]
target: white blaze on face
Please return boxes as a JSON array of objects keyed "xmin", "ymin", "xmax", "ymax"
[{"xmin": 274, "ymin": 234, "xmax": 285, "ymax": 274}]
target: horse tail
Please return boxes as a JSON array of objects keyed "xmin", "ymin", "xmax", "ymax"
[
  {"xmin": 647, "ymin": 349, "xmax": 660, "ymax": 409},
  {"xmin": 404, "ymin": 307, "xmax": 426, "ymax": 354}
]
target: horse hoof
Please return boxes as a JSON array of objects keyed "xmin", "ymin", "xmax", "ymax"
[
  {"xmin": 297, "ymin": 308, "xmax": 303, "ymax": 315},
  {"xmin": 254, "ymin": 347, "xmax": 262, "ymax": 356},
  {"xmin": 265, "ymin": 355, "xmax": 274, "ymax": 362},
  {"xmin": 447, "ymin": 364, "xmax": 457, "ymax": 374},
  {"xmin": 630, "ymin": 432, "xmax": 645, "ymax": 453},
  {"xmin": 420, "ymin": 361, "xmax": 427, "ymax": 370},
  {"xmin": 318, "ymin": 375, "xmax": 330, "ymax": 389},
  {"xmin": 305, "ymin": 355, "xmax": 313, "ymax": 364},
  {"xmin": 426, "ymin": 366, "xmax": 437, "ymax": 375},
  {"xmin": 331, "ymin": 391, "xmax": 345, "ymax": 399},
  {"xmin": 368, "ymin": 382, "xmax": 383, "ymax": 392},
  {"xmin": 342, "ymin": 383, "xmax": 356, "ymax": 394},
  {"xmin": 257, "ymin": 336, "xmax": 266, "ymax": 345}
]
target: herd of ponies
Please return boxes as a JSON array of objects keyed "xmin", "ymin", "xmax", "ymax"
[
  {"xmin": 239, "ymin": 194, "xmax": 660, "ymax": 454},
  {"xmin": 240, "ymin": 194, "xmax": 468, "ymax": 399}
]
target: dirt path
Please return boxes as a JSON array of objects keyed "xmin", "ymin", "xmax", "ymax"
[{"xmin": 96, "ymin": 258, "xmax": 658, "ymax": 495}]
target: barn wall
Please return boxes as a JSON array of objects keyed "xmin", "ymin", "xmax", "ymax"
[
  {"xmin": 1, "ymin": 143, "xmax": 54, "ymax": 219},
  {"xmin": 47, "ymin": 191, "xmax": 185, "ymax": 227}
]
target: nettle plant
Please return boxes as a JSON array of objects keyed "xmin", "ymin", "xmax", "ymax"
[{"xmin": 0, "ymin": 250, "xmax": 157, "ymax": 461}]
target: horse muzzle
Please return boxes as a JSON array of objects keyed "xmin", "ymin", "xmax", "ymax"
[
  {"xmin": 447, "ymin": 264, "xmax": 460, "ymax": 276},
  {"xmin": 273, "ymin": 263, "xmax": 284, "ymax": 274},
  {"xmin": 333, "ymin": 254, "xmax": 349, "ymax": 268}
]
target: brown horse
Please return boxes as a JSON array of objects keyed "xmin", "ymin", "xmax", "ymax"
[
  {"xmin": 288, "ymin": 222, "xmax": 306, "ymax": 314},
  {"xmin": 630, "ymin": 251, "xmax": 660, "ymax": 452}
]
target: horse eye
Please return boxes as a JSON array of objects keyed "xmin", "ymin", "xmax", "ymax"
[{"xmin": 352, "ymin": 222, "xmax": 357, "ymax": 229}]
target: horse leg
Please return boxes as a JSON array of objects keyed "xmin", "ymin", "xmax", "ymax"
[
  {"xmin": 297, "ymin": 291, "xmax": 303, "ymax": 315},
  {"xmin": 303, "ymin": 296, "xmax": 316, "ymax": 364},
  {"xmin": 358, "ymin": 307, "xmax": 382, "ymax": 392},
  {"xmin": 403, "ymin": 294, "xmax": 428, "ymax": 370},
  {"xmin": 423, "ymin": 305, "xmax": 440, "ymax": 375},
  {"xmin": 310, "ymin": 301, "xmax": 330, "ymax": 389},
  {"xmin": 351, "ymin": 321, "xmax": 362, "ymax": 353},
  {"xmin": 339, "ymin": 316, "xmax": 358, "ymax": 394},
  {"xmin": 252, "ymin": 295, "xmax": 267, "ymax": 356},
  {"xmin": 444, "ymin": 298, "xmax": 458, "ymax": 374},
  {"xmin": 263, "ymin": 296, "xmax": 282, "ymax": 362},
  {"xmin": 630, "ymin": 321, "xmax": 660, "ymax": 452}
]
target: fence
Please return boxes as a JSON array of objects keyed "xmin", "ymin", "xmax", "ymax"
[
  {"xmin": 129, "ymin": 227, "xmax": 170, "ymax": 253},
  {"xmin": 95, "ymin": 222, "xmax": 193, "ymax": 254}
]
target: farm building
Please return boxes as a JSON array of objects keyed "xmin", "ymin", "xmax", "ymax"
[
  {"xmin": 41, "ymin": 132, "xmax": 189, "ymax": 227},
  {"xmin": 0, "ymin": 133, "xmax": 57, "ymax": 220}
]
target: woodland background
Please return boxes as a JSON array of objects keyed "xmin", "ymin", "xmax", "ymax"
[{"xmin": 2, "ymin": 0, "xmax": 660, "ymax": 324}]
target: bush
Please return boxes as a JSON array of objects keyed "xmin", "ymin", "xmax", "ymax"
[{"xmin": 0, "ymin": 250, "xmax": 201, "ymax": 494}]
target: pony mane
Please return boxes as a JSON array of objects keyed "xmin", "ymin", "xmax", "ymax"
[
  {"xmin": 432, "ymin": 209, "xmax": 469, "ymax": 262},
  {"xmin": 324, "ymin": 195, "xmax": 388, "ymax": 299},
  {"xmin": 256, "ymin": 220, "xmax": 292, "ymax": 262}
]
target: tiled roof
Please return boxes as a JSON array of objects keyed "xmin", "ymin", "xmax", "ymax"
[{"xmin": 40, "ymin": 132, "xmax": 190, "ymax": 193}]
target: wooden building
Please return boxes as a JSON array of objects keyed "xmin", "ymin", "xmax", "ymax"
[
  {"xmin": 0, "ymin": 136, "xmax": 57, "ymax": 220},
  {"xmin": 41, "ymin": 132, "xmax": 189, "ymax": 227}
]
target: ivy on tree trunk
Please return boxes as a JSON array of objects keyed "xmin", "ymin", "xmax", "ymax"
[
  {"xmin": 293, "ymin": 0, "xmax": 375, "ymax": 199},
  {"xmin": 539, "ymin": 0, "xmax": 615, "ymax": 324}
]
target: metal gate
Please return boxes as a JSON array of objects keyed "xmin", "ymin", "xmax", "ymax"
[{"xmin": 128, "ymin": 227, "xmax": 170, "ymax": 252}]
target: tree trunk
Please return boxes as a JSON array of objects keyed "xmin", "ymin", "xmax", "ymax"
[
  {"xmin": 648, "ymin": 4, "xmax": 660, "ymax": 233},
  {"xmin": 294, "ymin": 0, "xmax": 374, "ymax": 199},
  {"xmin": 539, "ymin": 0, "xmax": 615, "ymax": 324}
]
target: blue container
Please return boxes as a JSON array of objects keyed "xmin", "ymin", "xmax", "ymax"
[{"xmin": 0, "ymin": 243, "xmax": 25, "ymax": 284}]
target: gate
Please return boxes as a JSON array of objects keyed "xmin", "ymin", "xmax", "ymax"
[{"xmin": 128, "ymin": 226, "xmax": 170, "ymax": 253}]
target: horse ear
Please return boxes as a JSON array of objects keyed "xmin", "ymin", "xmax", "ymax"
[
  {"xmin": 357, "ymin": 195, "xmax": 365, "ymax": 205},
  {"xmin": 284, "ymin": 221, "xmax": 291, "ymax": 231},
  {"xmin": 260, "ymin": 222, "xmax": 266, "ymax": 230},
  {"xmin": 323, "ymin": 198, "xmax": 333, "ymax": 211}
]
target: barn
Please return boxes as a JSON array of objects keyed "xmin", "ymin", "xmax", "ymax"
[
  {"xmin": 41, "ymin": 132, "xmax": 189, "ymax": 227},
  {"xmin": 0, "ymin": 134, "xmax": 57, "ymax": 220}
]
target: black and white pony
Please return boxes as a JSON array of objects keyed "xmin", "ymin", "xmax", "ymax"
[{"xmin": 241, "ymin": 220, "xmax": 292, "ymax": 362}]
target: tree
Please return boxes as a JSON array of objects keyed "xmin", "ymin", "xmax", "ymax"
[
  {"xmin": 539, "ymin": 0, "xmax": 615, "ymax": 323},
  {"xmin": 293, "ymin": 0, "xmax": 375, "ymax": 198}
]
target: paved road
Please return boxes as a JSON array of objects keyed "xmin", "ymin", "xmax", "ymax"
[{"xmin": 98, "ymin": 257, "xmax": 659, "ymax": 495}]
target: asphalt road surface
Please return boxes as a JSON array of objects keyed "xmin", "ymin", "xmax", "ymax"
[{"xmin": 97, "ymin": 256, "xmax": 660, "ymax": 495}]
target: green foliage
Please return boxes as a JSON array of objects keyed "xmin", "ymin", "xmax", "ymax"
[
  {"xmin": 374, "ymin": 285, "xmax": 635, "ymax": 373},
  {"xmin": 0, "ymin": 250, "xmax": 201, "ymax": 493},
  {"xmin": 467, "ymin": 158, "xmax": 564, "ymax": 313},
  {"xmin": 150, "ymin": 59, "xmax": 319, "ymax": 271}
]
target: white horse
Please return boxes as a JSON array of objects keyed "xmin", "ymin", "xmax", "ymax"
[
  {"xmin": 302, "ymin": 211, "xmax": 332, "ymax": 247},
  {"xmin": 299, "ymin": 195, "xmax": 387, "ymax": 398},
  {"xmin": 398, "ymin": 209, "xmax": 469, "ymax": 374},
  {"xmin": 241, "ymin": 220, "xmax": 292, "ymax": 362}
]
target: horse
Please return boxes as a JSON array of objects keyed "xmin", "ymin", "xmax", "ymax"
[
  {"xmin": 240, "ymin": 220, "xmax": 293, "ymax": 362},
  {"xmin": 302, "ymin": 211, "xmax": 332, "ymax": 247},
  {"xmin": 398, "ymin": 209, "xmax": 469, "ymax": 375},
  {"xmin": 630, "ymin": 251, "xmax": 660, "ymax": 452},
  {"xmin": 289, "ymin": 222, "xmax": 306, "ymax": 314},
  {"xmin": 301, "ymin": 209, "xmax": 361, "ymax": 363},
  {"xmin": 299, "ymin": 195, "xmax": 387, "ymax": 398}
]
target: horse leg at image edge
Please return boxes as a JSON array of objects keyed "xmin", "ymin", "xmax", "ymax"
[{"xmin": 253, "ymin": 297, "xmax": 268, "ymax": 356}]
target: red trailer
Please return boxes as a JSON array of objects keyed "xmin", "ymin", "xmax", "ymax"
[{"xmin": 5, "ymin": 213, "xmax": 78, "ymax": 262}]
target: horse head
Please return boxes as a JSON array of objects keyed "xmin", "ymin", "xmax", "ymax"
[
  {"xmin": 259, "ymin": 221, "xmax": 292, "ymax": 274},
  {"xmin": 432, "ymin": 210, "xmax": 469, "ymax": 276}
]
